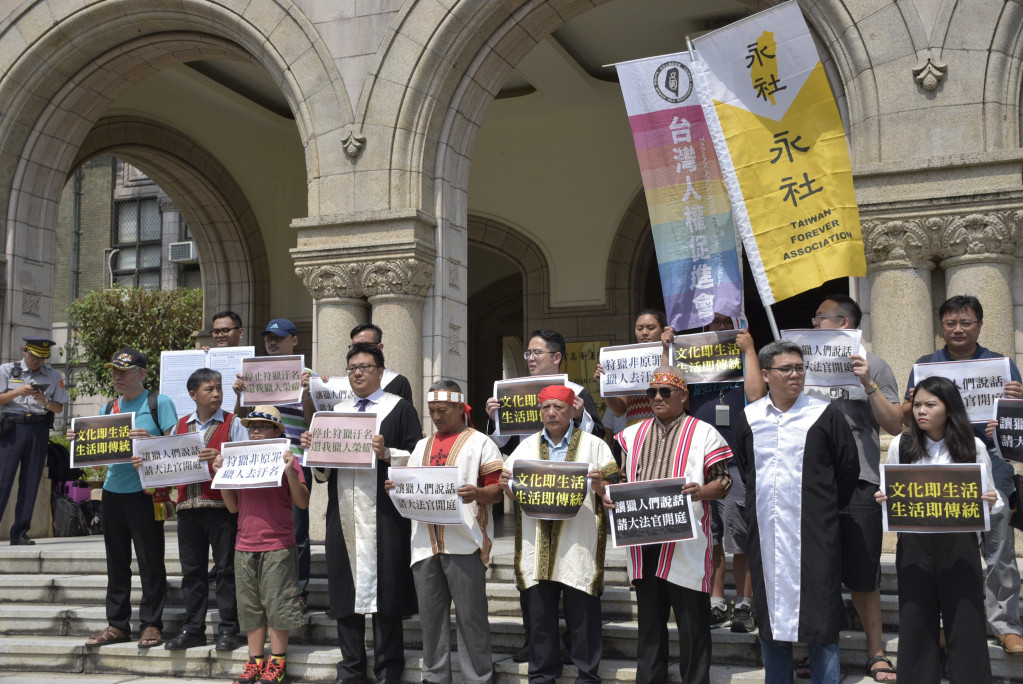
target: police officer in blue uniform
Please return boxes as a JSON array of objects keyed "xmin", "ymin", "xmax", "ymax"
[{"xmin": 0, "ymin": 336, "xmax": 69, "ymax": 544}]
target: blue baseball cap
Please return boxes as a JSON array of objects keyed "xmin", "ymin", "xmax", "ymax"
[{"xmin": 261, "ymin": 318, "xmax": 298, "ymax": 337}]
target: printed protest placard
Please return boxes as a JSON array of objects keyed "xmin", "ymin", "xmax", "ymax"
[
  {"xmin": 494, "ymin": 375, "xmax": 567, "ymax": 437},
  {"xmin": 995, "ymin": 398, "xmax": 1023, "ymax": 464},
  {"xmin": 136, "ymin": 432, "xmax": 209, "ymax": 488},
  {"xmin": 510, "ymin": 460, "xmax": 591, "ymax": 520},
  {"xmin": 71, "ymin": 413, "xmax": 135, "ymax": 467},
  {"xmin": 607, "ymin": 478, "xmax": 694, "ymax": 547},
  {"xmin": 881, "ymin": 463, "xmax": 989, "ymax": 533},
  {"xmin": 671, "ymin": 330, "xmax": 742, "ymax": 385},
  {"xmin": 240, "ymin": 355, "xmax": 305, "ymax": 406},
  {"xmin": 387, "ymin": 466, "xmax": 463, "ymax": 525},
  {"xmin": 211, "ymin": 438, "xmax": 291, "ymax": 489},
  {"xmin": 913, "ymin": 357, "xmax": 1010, "ymax": 423},
  {"xmin": 303, "ymin": 412, "xmax": 377, "ymax": 468},
  {"xmin": 599, "ymin": 342, "xmax": 664, "ymax": 397},
  {"xmin": 160, "ymin": 347, "xmax": 256, "ymax": 418},
  {"xmin": 309, "ymin": 376, "xmax": 355, "ymax": 412},
  {"xmin": 782, "ymin": 328, "xmax": 863, "ymax": 399}
]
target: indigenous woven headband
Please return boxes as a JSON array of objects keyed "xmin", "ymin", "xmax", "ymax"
[
  {"xmin": 650, "ymin": 371, "xmax": 687, "ymax": 390},
  {"xmin": 427, "ymin": 391, "xmax": 464, "ymax": 404}
]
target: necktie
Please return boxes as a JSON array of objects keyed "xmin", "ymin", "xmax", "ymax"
[{"xmin": 356, "ymin": 398, "xmax": 369, "ymax": 412}]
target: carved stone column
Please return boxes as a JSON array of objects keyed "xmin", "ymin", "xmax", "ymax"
[
  {"xmin": 863, "ymin": 218, "xmax": 937, "ymax": 390},
  {"xmin": 295, "ymin": 264, "xmax": 370, "ymax": 375},
  {"xmin": 936, "ymin": 212, "xmax": 1022, "ymax": 357}
]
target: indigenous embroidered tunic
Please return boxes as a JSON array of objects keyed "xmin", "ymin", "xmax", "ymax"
[
  {"xmin": 615, "ymin": 412, "xmax": 732, "ymax": 592},
  {"xmin": 406, "ymin": 427, "xmax": 504, "ymax": 565},
  {"xmin": 734, "ymin": 393, "xmax": 858, "ymax": 644},
  {"xmin": 505, "ymin": 428, "xmax": 619, "ymax": 597}
]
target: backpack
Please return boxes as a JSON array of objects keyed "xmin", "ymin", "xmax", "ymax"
[
  {"xmin": 105, "ymin": 392, "xmax": 161, "ymax": 429},
  {"xmin": 52, "ymin": 493, "xmax": 86, "ymax": 537}
]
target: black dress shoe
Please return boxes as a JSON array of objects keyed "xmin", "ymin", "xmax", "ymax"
[
  {"xmin": 214, "ymin": 631, "xmax": 243, "ymax": 650},
  {"xmin": 512, "ymin": 641, "xmax": 530, "ymax": 662},
  {"xmin": 164, "ymin": 630, "xmax": 206, "ymax": 650},
  {"xmin": 10, "ymin": 536, "xmax": 34, "ymax": 545}
]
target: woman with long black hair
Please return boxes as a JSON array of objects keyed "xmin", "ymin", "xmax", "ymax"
[{"xmin": 875, "ymin": 375, "xmax": 1001, "ymax": 683}]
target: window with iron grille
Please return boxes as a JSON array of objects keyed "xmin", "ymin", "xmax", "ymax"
[{"xmin": 112, "ymin": 198, "xmax": 162, "ymax": 289}]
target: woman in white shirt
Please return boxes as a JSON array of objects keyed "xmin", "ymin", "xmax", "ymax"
[{"xmin": 876, "ymin": 375, "xmax": 999, "ymax": 684}]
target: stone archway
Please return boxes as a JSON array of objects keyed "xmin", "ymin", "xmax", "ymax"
[
  {"xmin": 0, "ymin": 0, "xmax": 351, "ymax": 352},
  {"xmin": 74, "ymin": 117, "xmax": 271, "ymax": 329}
]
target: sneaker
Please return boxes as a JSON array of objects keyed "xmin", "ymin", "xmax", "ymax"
[
  {"xmin": 710, "ymin": 602, "xmax": 731, "ymax": 628},
  {"xmin": 258, "ymin": 655, "xmax": 288, "ymax": 684},
  {"xmin": 233, "ymin": 657, "xmax": 264, "ymax": 684},
  {"xmin": 730, "ymin": 603, "xmax": 756, "ymax": 633}
]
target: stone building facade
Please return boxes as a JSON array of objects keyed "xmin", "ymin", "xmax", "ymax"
[{"xmin": 0, "ymin": 0, "xmax": 1020, "ymax": 425}]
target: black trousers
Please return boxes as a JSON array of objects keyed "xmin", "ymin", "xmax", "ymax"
[
  {"xmin": 523, "ymin": 581, "xmax": 602, "ymax": 684},
  {"xmin": 0, "ymin": 421, "xmax": 48, "ymax": 539},
  {"xmin": 176, "ymin": 507, "xmax": 238, "ymax": 636},
  {"xmin": 293, "ymin": 465, "xmax": 312, "ymax": 597},
  {"xmin": 102, "ymin": 489, "xmax": 166, "ymax": 634},
  {"xmin": 896, "ymin": 532, "xmax": 992, "ymax": 684},
  {"xmin": 335, "ymin": 613, "xmax": 404, "ymax": 683}
]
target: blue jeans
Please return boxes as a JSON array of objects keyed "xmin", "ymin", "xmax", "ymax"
[{"xmin": 760, "ymin": 637, "xmax": 839, "ymax": 684}]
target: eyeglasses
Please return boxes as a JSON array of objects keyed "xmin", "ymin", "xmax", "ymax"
[
  {"xmin": 941, "ymin": 319, "xmax": 978, "ymax": 330},
  {"xmin": 346, "ymin": 363, "xmax": 379, "ymax": 374},
  {"xmin": 247, "ymin": 423, "xmax": 276, "ymax": 433},
  {"xmin": 523, "ymin": 350, "xmax": 555, "ymax": 360},
  {"xmin": 646, "ymin": 387, "xmax": 679, "ymax": 399},
  {"xmin": 765, "ymin": 365, "xmax": 806, "ymax": 376},
  {"xmin": 210, "ymin": 327, "xmax": 240, "ymax": 336},
  {"xmin": 811, "ymin": 314, "xmax": 844, "ymax": 325}
]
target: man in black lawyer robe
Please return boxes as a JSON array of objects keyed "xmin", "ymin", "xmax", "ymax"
[{"xmin": 303, "ymin": 342, "xmax": 421, "ymax": 684}]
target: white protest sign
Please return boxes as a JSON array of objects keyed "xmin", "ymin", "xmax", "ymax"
[
  {"xmin": 388, "ymin": 466, "xmax": 463, "ymax": 525},
  {"xmin": 212, "ymin": 438, "xmax": 291, "ymax": 489},
  {"xmin": 782, "ymin": 328, "xmax": 864, "ymax": 399},
  {"xmin": 303, "ymin": 412, "xmax": 377, "ymax": 468},
  {"xmin": 598, "ymin": 342, "xmax": 663, "ymax": 397},
  {"xmin": 913, "ymin": 357, "xmax": 1011, "ymax": 423},
  {"xmin": 136, "ymin": 432, "xmax": 209, "ymax": 488},
  {"xmin": 208, "ymin": 346, "xmax": 256, "ymax": 387},
  {"xmin": 309, "ymin": 376, "xmax": 355, "ymax": 412},
  {"xmin": 160, "ymin": 347, "xmax": 257, "ymax": 418},
  {"xmin": 240, "ymin": 355, "xmax": 305, "ymax": 406}
]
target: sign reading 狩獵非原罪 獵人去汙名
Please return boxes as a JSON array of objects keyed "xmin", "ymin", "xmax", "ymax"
[
  {"xmin": 599, "ymin": 342, "xmax": 665, "ymax": 397},
  {"xmin": 607, "ymin": 477, "xmax": 694, "ymax": 548},
  {"xmin": 211, "ymin": 439, "xmax": 291, "ymax": 490},
  {"xmin": 240, "ymin": 355, "xmax": 305, "ymax": 406},
  {"xmin": 881, "ymin": 463, "xmax": 989, "ymax": 533},
  {"xmin": 671, "ymin": 331, "xmax": 742, "ymax": 385},
  {"xmin": 136, "ymin": 431, "xmax": 209, "ymax": 488},
  {"xmin": 387, "ymin": 466, "xmax": 463, "ymax": 525},
  {"xmin": 302, "ymin": 412, "xmax": 377, "ymax": 469},
  {"xmin": 71, "ymin": 413, "xmax": 135, "ymax": 467}
]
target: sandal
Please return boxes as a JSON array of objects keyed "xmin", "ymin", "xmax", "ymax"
[
  {"xmin": 85, "ymin": 625, "xmax": 130, "ymax": 647},
  {"xmin": 138, "ymin": 625, "xmax": 162, "ymax": 649},
  {"xmin": 794, "ymin": 656, "xmax": 811, "ymax": 679},
  {"xmin": 867, "ymin": 655, "xmax": 897, "ymax": 682}
]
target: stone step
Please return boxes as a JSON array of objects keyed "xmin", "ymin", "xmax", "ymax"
[{"xmin": 0, "ymin": 634, "xmax": 1010, "ymax": 683}]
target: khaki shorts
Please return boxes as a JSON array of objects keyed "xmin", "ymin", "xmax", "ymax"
[{"xmin": 235, "ymin": 545, "xmax": 304, "ymax": 632}]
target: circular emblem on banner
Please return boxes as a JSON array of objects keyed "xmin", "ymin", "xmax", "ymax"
[{"xmin": 653, "ymin": 61, "xmax": 694, "ymax": 104}]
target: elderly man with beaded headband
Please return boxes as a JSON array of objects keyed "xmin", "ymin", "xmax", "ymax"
[
  {"xmin": 385, "ymin": 380, "xmax": 503, "ymax": 684},
  {"xmin": 607, "ymin": 366, "xmax": 732, "ymax": 684},
  {"xmin": 500, "ymin": 384, "xmax": 619, "ymax": 684},
  {"xmin": 0, "ymin": 336, "xmax": 69, "ymax": 545},
  {"xmin": 301, "ymin": 341, "xmax": 421, "ymax": 684}
]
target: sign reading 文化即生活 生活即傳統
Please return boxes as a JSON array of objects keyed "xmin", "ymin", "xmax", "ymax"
[
  {"xmin": 302, "ymin": 412, "xmax": 377, "ymax": 469},
  {"xmin": 881, "ymin": 463, "xmax": 989, "ymax": 533},
  {"xmin": 240, "ymin": 355, "xmax": 305, "ymax": 406},
  {"xmin": 494, "ymin": 375, "xmax": 577, "ymax": 437},
  {"xmin": 607, "ymin": 478, "xmax": 695, "ymax": 548},
  {"xmin": 511, "ymin": 460, "xmax": 592, "ymax": 520},
  {"xmin": 211, "ymin": 438, "xmax": 291, "ymax": 490},
  {"xmin": 912, "ymin": 357, "xmax": 1010, "ymax": 423},
  {"xmin": 387, "ymin": 466, "xmax": 464, "ymax": 525},
  {"xmin": 71, "ymin": 413, "xmax": 136, "ymax": 467},
  {"xmin": 671, "ymin": 331, "xmax": 742, "ymax": 385},
  {"xmin": 135, "ymin": 431, "xmax": 209, "ymax": 488}
]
